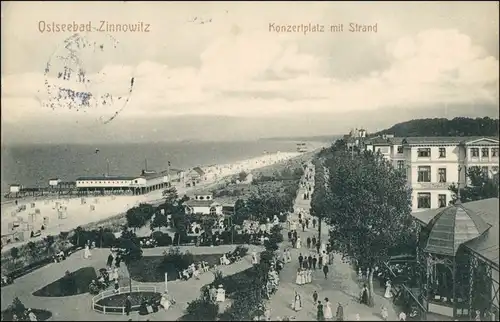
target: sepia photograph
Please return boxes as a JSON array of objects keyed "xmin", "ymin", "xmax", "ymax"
[{"xmin": 1, "ymin": 1, "xmax": 499, "ymax": 321}]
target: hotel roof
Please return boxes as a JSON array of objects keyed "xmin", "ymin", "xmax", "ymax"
[
  {"xmin": 76, "ymin": 176, "xmax": 137, "ymax": 181},
  {"xmin": 184, "ymin": 200, "xmax": 220, "ymax": 207},
  {"xmin": 365, "ymin": 136, "xmax": 499, "ymax": 146},
  {"xmin": 412, "ymin": 198, "xmax": 499, "ymax": 268}
]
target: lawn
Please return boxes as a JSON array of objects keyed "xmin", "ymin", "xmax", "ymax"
[
  {"xmin": 206, "ymin": 266, "xmax": 260, "ymax": 297},
  {"xmin": 127, "ymin": 253, "xmax": 224, "ymax": 283},
  {"xmin": 32, "ymin": 267, "xmax": 97, "ymax": 297},
  {"xmin": 1, "ymin": 309, "xmax": 52, "ymax": 321}
]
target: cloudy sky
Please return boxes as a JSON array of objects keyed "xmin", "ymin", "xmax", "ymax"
[{"xmin": 1, "ymin": 1, "xmax": 499, "ymax": 143}]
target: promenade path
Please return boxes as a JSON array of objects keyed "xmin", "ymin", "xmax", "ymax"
[
  {"xmin": 1, "ymin": 244, "xmax": 263, "ymax": 321},
  {"xmin": 268, "ymin": 162, "xmax": 399, "ymax": 321}
]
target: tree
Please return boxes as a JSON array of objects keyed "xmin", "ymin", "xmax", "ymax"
[
  {"xmin": 150, "ymin": 213, "xmax": 169, "ymax": 231},
  {"xmin": 316, "ymin": 148, "xmax": 413, "ymax": 306},
  {"xmin": 162, "ymin": 186, "xmax": 179, "ymax": 203},
  {"xmin": 73, "ymin": 226, "xmax": 85, "ymax": 247},
  {"xmin": 233, "ymin": 199, "xmax": 249, "ymax": 225},
  {"xmin": 10, "ymin": 247, "xmax": 19, "ymax": 267},
  {"xmin": 238, "ymin": 171, "xmax": 248, "ymax": 182},
  {"xmin": 27, "ymin": 241, "xmax": 38, "ymax": 260},
  {"xmin": 125, "ymin": 207, "xmax": 147, "ymax": 232},
  {"xmin": 184, "ymin": 298, "xmax": 219, "ymax": 321},
  {"xmin": 449, "ymin": 166, "xmax": 499, "ymax": 202},
  {"xmin": 44, "ymin": 235, "xmax": 55, "ymax": 256},
  {"xmin": 7, "ymin": 297, "xmax": 28, "ymax": 321}
]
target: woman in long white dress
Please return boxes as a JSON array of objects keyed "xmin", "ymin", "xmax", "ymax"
[
  {"xmin": 307, "ymin": 269, "xmax": 312, "ymax": 284},
  {"xmin": 292, "ymin": 291, "xmax": 302, "ymax": 311},
  {"xmin": 295, "ymin": 268, "xmax": 303, "ymax": 285},
  {"xmin": 83, "ymin": 245, "xmax": 91, "ymax": 259},
  {"xmin": 111, "ymin": 267, "xmax": 119, "ymax": 282},
  {"xmin": 252, "ymin": 252, "xmax": 258, "ymax": 264},
  {"xmin": 384, "ymin": 280, "xmax": 392, "ymax": 298},
  {"xmin": 160, "ymin": 293, "xmax": 170, "ymax": 311},
  {"xmin": 324, "ymin": 298, "xmax": 333, "ymax": 320},
  {"xmin": 296, "ymin": 237, "xmax": 301, "ymax": 249},
  {"xmin": 300, "ymin": 270, "xmax": 307, "ymax": 285}
]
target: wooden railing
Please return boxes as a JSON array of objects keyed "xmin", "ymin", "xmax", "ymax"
[{"xmin": 91, "ymin": 285, "xmax": 157, "ymax": 315}]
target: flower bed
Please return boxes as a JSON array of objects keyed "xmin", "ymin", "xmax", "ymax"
[{"xmin": 127, "ymin": 253, "xmax": 223, "ymax": 283}]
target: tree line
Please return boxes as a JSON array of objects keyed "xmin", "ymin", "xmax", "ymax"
[{"xmin": 371, "ymin": 117, "xmax": 499, "ymax": 137}]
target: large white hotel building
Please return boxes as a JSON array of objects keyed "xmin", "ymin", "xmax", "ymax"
[{"xmin": 363, "ymin": 135, "xmax": 499, "ymax": 211}]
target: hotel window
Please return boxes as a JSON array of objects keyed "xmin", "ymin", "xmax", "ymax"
[
  {"xmin": 481, "ymin": 148, "xmax": 489, "ymax": 157},
  {"xmin": 471, "ymin": 148, "xmax": 479, "ymax": 157},
  {"xmin": 492, "ymin": 148, "xmax": 499, "ymax": 157},
  {"xmin": 438, "ymin": 148, "xmax": 446, "ymax": 158},
  {"xmin": 417, "ymin": 193, "xmax": 431, "ymax": 209},
  {"xmin": 397, "ymin": 160, "xmax": 405, "ymax": 171},
  {"xmin": 493, "ymin": 166, "xmax": 499, "ymax": 174},
  {"xmin": 438, "ymin": 194, "xmax": 447, "ymax": 208},
  {"xmin": 418, "ymin": 166, "xmax": 431, "ymax": 182},
  {"xmin": 417, "ymin": 148, "xmax": 431, "ymax": 158},
  {"xmin": 397, "ymin": 146, "xmax": 404, "ymax": 154},
  {"xmin": 438, "ymin": 168, "xmax": 447, "ymax": 183}
]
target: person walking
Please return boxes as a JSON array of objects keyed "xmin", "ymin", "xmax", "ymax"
[
  {"xmin": 306, "ymin": 218, "xmax": 310, "ymax": 229},
  {"xmin": 312, "ymin": 218, "xmax": 317, "ymax": 228},
  {"xmin": 323, "ymin": 264, "xmax": 329, "ymax": 279},
  {"xmin": 307, "ymin": 237, "xmax": 312, "ymax": 249},
  {"xmin": 318, "ymin": 254, "xmax": 323, "ymax": 268},
  {"xmin": 106, "ymin": 252, "xmax": 114, "ymax": 268},
  {"xmin": 125, "ymin": 295, "xmax": 132, "ymax": 316},
  {"xmin": 312, "ymin": 255, "xmax": 318, "ymax": 270},
  {"xmin": 302, "ymin": 222, "xmax": 306, "ymax": 232},
  {"xmin": 336, "ymin": 303, "xmax": 344, "ymax": 321},
  {"xmin": 313, "ymin": 290, "xmax": 318, "ymax": 304},
  {"xmin": 316, "ymin": 242, "xmax": 321, "ymax": 254},
  {"xmin": 308, "ymin": 254, "xmax": 313, "ymax": 269},
  {"xmin": 324, "ymin": 298, "xmax": 333, "ymax": 320},
  {"xmin": 298, "ymin": 254, "xmax": 304, "ymax": 268},
  {"xmin": 312, "ymin": 236, "xmax": 317, "ymax": 248},
  {"xmin": 317, "ymin": 301, "xmax": 324, "ymax": 321}
]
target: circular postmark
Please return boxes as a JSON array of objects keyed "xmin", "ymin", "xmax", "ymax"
[{"xmin": 43, "ymin": 29, "xmax": 135, "ymax": 124}]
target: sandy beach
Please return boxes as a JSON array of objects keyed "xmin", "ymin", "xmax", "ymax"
[{"xmin": 1, "ymin": 151, "xmax": 300, "ymax": 252}]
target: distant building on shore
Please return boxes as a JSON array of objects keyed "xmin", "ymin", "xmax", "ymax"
[
  {"xmin": 184, "ymin": 192, "xmax": 223, "ymax": 215},
  {"xmin": 185, "ymin": 167, "xmax": 206, "ymax": 187},
  {"xmin": 48, "ymin": 178, "xmax": 61, "ymax": 187},
  {"xmin": 76, "ymin": 170, "xmax": 170, "ymax": 195},
  {"xmin": 9, "ymin": 184, "xmax": 21, "ymax": 194},
  {"xmin": 363, "ymin": 135, "xmax": 499, "ymax": 211}
]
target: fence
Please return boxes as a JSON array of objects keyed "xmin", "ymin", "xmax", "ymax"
[{"xmin": 91, "ymin": 285, "xmax": 157, "ymax": 315}]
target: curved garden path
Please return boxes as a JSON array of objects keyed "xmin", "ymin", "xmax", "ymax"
[{"xmin": 1, "ymin": 244, "xmax": 263, "ymax": 321}]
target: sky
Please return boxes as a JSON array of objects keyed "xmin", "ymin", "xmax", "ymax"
[{"xmin": 1, "ymin": 1, "xmax": 499, "ymax": 143}]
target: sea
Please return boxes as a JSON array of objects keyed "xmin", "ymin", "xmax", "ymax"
[{"xmin": 1, "ymin": 140, "xmax": 323, "ymax": 195}]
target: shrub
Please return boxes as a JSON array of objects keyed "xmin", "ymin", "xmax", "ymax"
[
  {"xmin": 151, "ymin": 231, "xmax": 172, "ymax": 246},
  {"xmin": 160, "ymin": 248, "xmax": 194, "ymax": 272},
  {"xmin": 183, "ymin": 297, "xmax": 219, "ymax": 321},
  {"xmin": 101, "ymin": 232, "xmax": 117, "ymax": 247}
]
